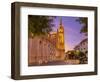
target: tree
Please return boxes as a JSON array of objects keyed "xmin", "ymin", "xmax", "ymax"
[
  {"xmin": 78, "ymin": 51, "xmax": 87, "ymax": 64},
  {"xmin": 28, "ymin": 15, "xmax": 55, "ymax": 38},
  {"xmin": 76, "ymin": 17, "xmax": 88, "ymax": 35},
  {"xmin": 65, "ymin": 50, "xmax": 87, "ymax": 64}
]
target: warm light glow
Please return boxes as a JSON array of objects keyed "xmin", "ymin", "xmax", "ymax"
[{"xmin": 58, "ymin": 28, "xmax": 63, "ymax": 32}]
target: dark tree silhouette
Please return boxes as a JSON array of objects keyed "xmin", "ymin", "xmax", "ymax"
[
  {"xmin": 76, "ymin": 17, "xmax": 88, "ymax": 35},
  {"xmin": 78, "ymin": 51, "xmax": 87, "ymax": 64},
  {"xmin": 28, "ymin": 15, "xmax": 55, "ymax": 38}
]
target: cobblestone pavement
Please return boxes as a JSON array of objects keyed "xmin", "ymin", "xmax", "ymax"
[{"xmin": 29, "ymin": 60, "xmax": 80, "ymax": 66}]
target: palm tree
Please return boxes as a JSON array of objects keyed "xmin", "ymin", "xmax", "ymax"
[
  {"xmin": 28, "ymin": 15, "xmax": 55, "ymax": 38},
  {"xmin": 76, "ymin": 17, "xmax": 88, "ymax": 35}
]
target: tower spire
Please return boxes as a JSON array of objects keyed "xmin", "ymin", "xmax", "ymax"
[{"xmin": 60, "ymin": 17, "xmax": 62, "ymax": 25}]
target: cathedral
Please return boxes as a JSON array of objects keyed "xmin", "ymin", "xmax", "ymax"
[
  {"xmin": 48, "ymin": 17, "xmax": 65, "ymax": 60},
  {"xmin": 28, "ymin": 17, "xmax": 65, "ymax": 65}
]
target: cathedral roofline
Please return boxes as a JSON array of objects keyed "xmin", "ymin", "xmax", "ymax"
[{"xmin": 49, "ymin": 31, "xmax": 57, "ymax": 34}]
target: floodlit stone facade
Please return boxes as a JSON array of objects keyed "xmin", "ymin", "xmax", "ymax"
[{"xmin": 28, "ymin": 18, "xmax": 65, "ymax": 65}]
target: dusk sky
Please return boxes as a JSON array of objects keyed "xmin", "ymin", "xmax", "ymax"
[{"xmin": 52, "ymin": 16, "xmax": 86, "ymax": 52}]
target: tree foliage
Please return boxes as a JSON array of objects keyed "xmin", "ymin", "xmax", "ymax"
[
  {"xmin": 28, "ymin": 15, "xmax": 55, "ymax": 38},
  {"xmin": 76, "ymin": 17, "xmax": 88, "ymax": 34},
  {"xmin": 65, "ymin": 50, "xmax": 87, "ymax": 64}
]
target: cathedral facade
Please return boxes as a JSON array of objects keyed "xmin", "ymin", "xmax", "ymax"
[
  {"xmin": 28, "ymin": 18, "xmax": 65, "ymax": 65},
  {"xmin": 48, "ymin": 18, "xmax": 65, "ymax": 60}
]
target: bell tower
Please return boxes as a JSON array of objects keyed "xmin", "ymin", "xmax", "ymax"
[
  {"xmin": 57, "ymin": 17, "xmax": 65, "ymax": 60},
  {"xmin": 57, "ymin": 17, "xmax": 65, "ymax": 50}
]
